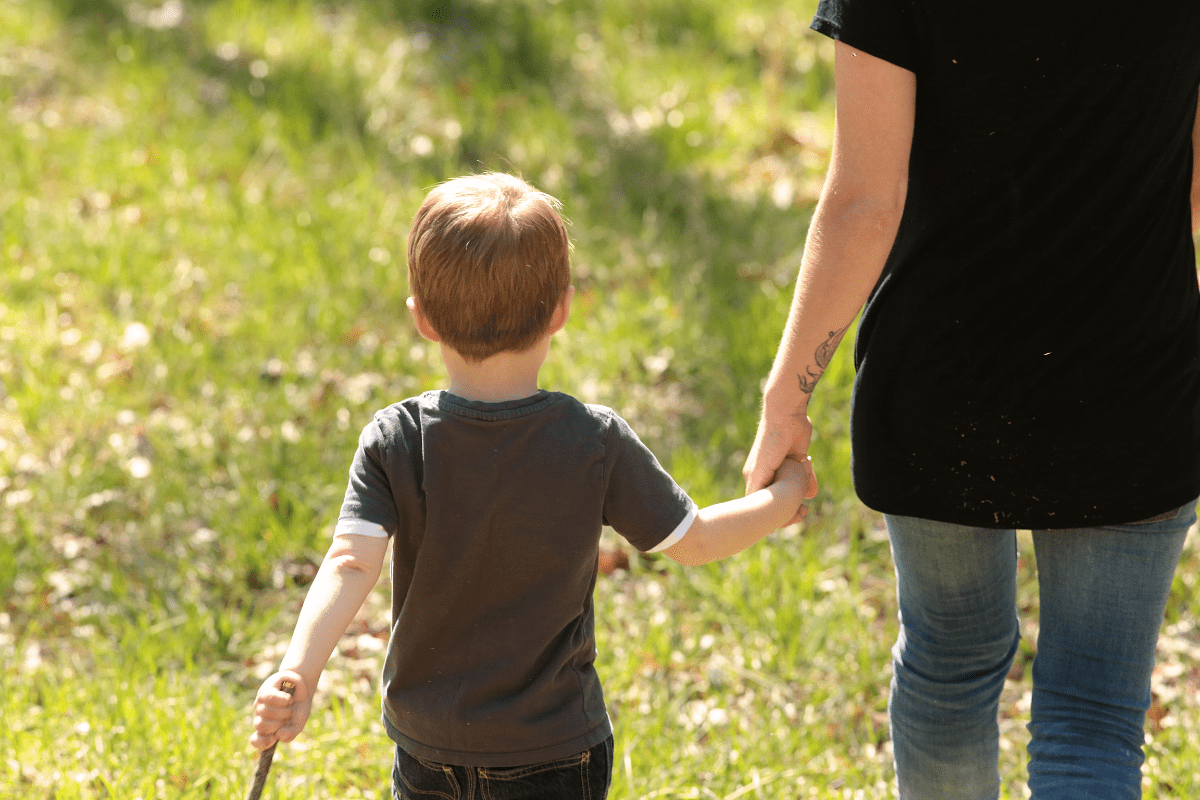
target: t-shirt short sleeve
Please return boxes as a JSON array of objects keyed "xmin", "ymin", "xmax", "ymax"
[
  {"xmin": 811, "ymin": 0, "xmax": 919, "ymax": 73},
  {"xmin": 336, "ymin": 417, "xmax": 401, "ymax": 538},
  {"xmin": 600, "ymin": 411, "xmax": 697, "ymax": 553}
]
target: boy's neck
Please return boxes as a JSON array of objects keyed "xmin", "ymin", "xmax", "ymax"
[{"xmin": 439, "ymin": 338, "xmax": 550, "ymax": 403}]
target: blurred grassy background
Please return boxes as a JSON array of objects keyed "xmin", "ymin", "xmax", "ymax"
[{"xmin": 2, "ymin": 0, "xmax": 1198, "ymax": 797}]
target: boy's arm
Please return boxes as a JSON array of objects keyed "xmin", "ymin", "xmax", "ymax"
[
  {"xmin": 662, "ymin": 458, "xmax": 807, "ymax": 566},
  {"xmin": 250, "ymin": 532, "xmax": 389, "ymax": 750}
]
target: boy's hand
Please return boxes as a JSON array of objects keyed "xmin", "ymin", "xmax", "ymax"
[
  {"xmin": 250, "ymin": 671, "xmax": 311, "ymax": 751},
  {"xmin": 771, "ymin": 457, "xmax": 811, "ymax": 526}
]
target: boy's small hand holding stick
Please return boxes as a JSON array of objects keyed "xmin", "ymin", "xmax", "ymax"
[{"xmin": 247, "ymin": 672, "xmax": 308, "ymax": 800}]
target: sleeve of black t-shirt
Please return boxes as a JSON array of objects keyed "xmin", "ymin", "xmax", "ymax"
[
  {"xmin": 811, "ymin": 0, "xmax": 919, "ymax": 73},
  {"xmin": 338, "ymin": 415, "xmax": 402, "ymax": 535},
  {"xmin": 599, "ymin": 411, "xmax": 697, "ymax": 553},
  {"xmin": 336, "ymin": 404, "xmax": 425, "ymax": 549}
]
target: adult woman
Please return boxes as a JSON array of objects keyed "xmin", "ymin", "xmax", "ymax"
[{"xmin": 744, "ymin": 2, "xmax": 1200, "ymax": 798}]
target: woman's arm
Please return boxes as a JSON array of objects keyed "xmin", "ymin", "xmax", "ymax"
[
  {"xmin": 743, "ymin": 42, "xmax": 917, "ymax": 494},
  {"xmin": 1191, "ymin": 85, "xmax": 1199, "ymax": 235}
]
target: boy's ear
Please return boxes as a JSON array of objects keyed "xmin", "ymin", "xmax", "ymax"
[
  {"xmin": 406, "ymin": 297, "xmax": 442, "ymax": 343},
  {"xmin": 548, "ymin": 286, "xmax": 575, "ymax": 335}
]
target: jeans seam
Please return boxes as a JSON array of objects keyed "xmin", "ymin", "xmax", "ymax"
[
  {"xmin": 396, "ymin": 765, "xmax": 459, "ymax": 800},
  {"xmin": 400, "ymin": 739, "xmax": 609, "ymax": 800},
  {"xmin": 479, "ymin": 751, "xmax": 588, "ymax": 778}
]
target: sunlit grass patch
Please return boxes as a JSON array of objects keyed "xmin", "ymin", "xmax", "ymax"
[{"xmin": 4, "ymin": 0, "xmax": 1200, "ymax": 797}]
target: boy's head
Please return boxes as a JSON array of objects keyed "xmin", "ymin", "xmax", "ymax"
[{"xmin": 406, "ymin": 173, "xmax": 572, "ymax": 362}]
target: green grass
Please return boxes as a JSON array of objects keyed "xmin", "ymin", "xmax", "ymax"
[{"xmin": 2, "ymin": 0, "xmax": 1199, "ymax": 797}]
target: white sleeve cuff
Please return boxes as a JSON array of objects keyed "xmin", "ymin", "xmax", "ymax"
[
  {"xmin": 334, "ymin": 518, "xmax": 390, "ymax": 539},
  {"xmin": 645, "ymin": 503, "xmax": 698, "ymax": 553}
]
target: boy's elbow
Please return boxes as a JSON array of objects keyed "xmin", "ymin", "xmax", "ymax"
[
  {"xmin": 665, "ymin": 548, "xmax": 710, "ymax": 567},
  {"xmin": 664, "ymin": 546, "xmax": 706, "ymax": 567},
  {"xmin": 662, "ymin": 524, "xmax": 712, "ymax": 567},
  {"xmin": 324, "ymin": 551, "xmax": 384, "ymax": 582},
  {"xmin": 325, "ymin": 534, "xmax": 389, "ymax": 578},
  {"xmin": 328, "ymin": 553, "xmax": 371, "ymax": 573}
]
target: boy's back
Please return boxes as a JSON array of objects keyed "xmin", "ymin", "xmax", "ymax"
[
  {"xmin": 249, "ymin": 173, "xmax": 806, "ymax": 799},
  {"xmin": 338, "ymin": 389, "xmax": 694, "ymax": 766}
]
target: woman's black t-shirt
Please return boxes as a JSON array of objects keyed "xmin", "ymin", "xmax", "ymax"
[{"xmin": 812, "ymin": 0, "xmax": 1200, "ymax": 528}]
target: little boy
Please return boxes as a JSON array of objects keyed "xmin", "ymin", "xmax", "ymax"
[{"xmin": 250, "ymin": 172, "xmax": 808, "ymax": 798}]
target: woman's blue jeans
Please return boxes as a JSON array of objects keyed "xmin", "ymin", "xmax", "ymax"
[{"xmin": 885, "ymin": 500, "xmax": 1195, "ymax": 800}]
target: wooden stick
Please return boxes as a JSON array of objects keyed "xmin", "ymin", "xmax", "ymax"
[{"xmin": 245, "ymin": 679, "xmax": 296, "ymax": 800}]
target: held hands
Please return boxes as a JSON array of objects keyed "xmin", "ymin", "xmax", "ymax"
[
  {"xmin": 250, "ymin": 671, "xmax": 312, "ymax": 751},
  {"xmin": 745, "ymin": 406, "xmax": 819, "ymax": 524},
  {"xmin": 770, "ymin": 456, "xmax": 813, "ymax": 526}
]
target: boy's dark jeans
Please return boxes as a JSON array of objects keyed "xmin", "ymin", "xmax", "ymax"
[{"xmin": 392, "ymin": 736, "xmax": 613, "ymax": 800}]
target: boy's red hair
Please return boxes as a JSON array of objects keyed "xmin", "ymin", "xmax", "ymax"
[{"xmin": 407, "ymin": 173, "xmax": 571, "ymax": 361}]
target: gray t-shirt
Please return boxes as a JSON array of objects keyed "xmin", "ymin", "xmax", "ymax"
[{"xmin": 336, "ymin": 390, "xmax": 697, "ymax": 766}]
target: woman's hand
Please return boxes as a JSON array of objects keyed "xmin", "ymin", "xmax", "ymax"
[
  {"xmin": 744, "ymin": 402, "xmax": 818, "ymax": 524},
  {"xmin": 250, "ymin": 671, "xmax": 311, "ymax": 751}
]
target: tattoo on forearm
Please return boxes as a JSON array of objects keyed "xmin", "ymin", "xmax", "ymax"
[
  {"xmin": 797, "ymin": 324, "xmax": 850, "ymax": 395},
  {"xmin": 798, "ymin": 367, "xmax": 821, "ymax": 394}
]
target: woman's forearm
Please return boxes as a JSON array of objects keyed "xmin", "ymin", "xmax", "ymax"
[
  {"xmin": 762, "ymin": 193, "xmax": 901, "ymax": 414},
  {"xmin": 1191, "ymin": 86, "xmax": 1199, "ymax": 235},
  {"xmin": 762, "ymin": 44, "xmax": 915, "ymax": 416}
]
